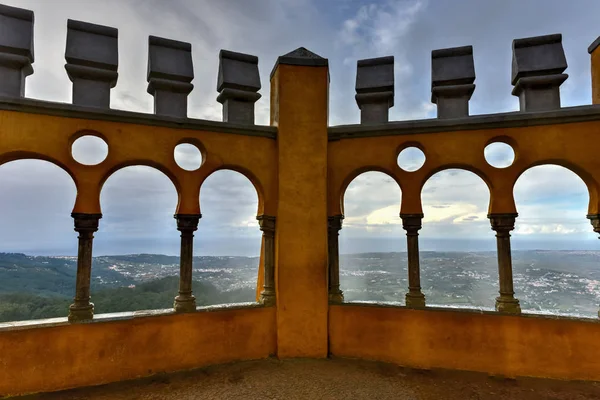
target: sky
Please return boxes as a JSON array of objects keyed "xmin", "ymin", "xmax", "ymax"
[{"xmin": 0, "ymin": 0, "xmax": 599, "ymax": 257}]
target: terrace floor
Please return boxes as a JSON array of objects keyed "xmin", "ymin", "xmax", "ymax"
[{"xmin": 15, "ymin": 357, "xmax": 600, "ymax": 400}]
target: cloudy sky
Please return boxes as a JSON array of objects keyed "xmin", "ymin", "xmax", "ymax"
[{"xmin": 0, "ymin": 0, "xmax": 599, "ymax": 257}]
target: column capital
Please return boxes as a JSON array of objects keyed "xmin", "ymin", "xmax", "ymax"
[
  {"xmin": 400, "ymin": 213, "xmax": 423, "ymax": 232},
  {"xmin": 174, "ymin": 214, "xmax": 201, "ymax": 232},
  {"xmin": 328, "ymin": 215, "xmax": 344, "ymax": 232},
  {"xmin": 257, "ymin": 215, "xmax": 276, "ymax": 233},
  {"xmin": 587, "ymin": 214, "xmax": 600, "ymax": 236},
  {"xmin": 488, "ymin": 213, "xmax": 517, "ymax": 232},
  {"xmin": 71, "ymin": 213, "xmax": 102, "ymax": 233}
]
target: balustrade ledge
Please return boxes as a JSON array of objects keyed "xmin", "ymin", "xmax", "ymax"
[
  {"xmin": 0, "ymin": 301, "xmax": 263, "ymax": 332},
  {"xmin": 328, "ymin": 104, "xmax": 600, "ymax": 140},
  {"xmin": 0, "ymin": 96, "xmax": 278, "ymax": 139},
  {"xmin": 336, "ymin": 301, "xmax": 600, "ymax": 324}
]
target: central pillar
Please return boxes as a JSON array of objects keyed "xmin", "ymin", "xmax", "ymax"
[{"xmin": 270, "ymin": 47, "xmax": 329, "ymax": 358}]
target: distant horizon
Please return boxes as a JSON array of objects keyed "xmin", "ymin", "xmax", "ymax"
[{"xmin": 3, "ymin": 236, "xmax": 599, "ymax": 258}]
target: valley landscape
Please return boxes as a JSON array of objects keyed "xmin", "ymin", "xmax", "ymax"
[{"xmin": 0, "ymin": 250, "xmax": 599, "ymax": 322}]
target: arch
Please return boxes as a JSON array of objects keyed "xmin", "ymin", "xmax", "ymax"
[
  {"xmin": 514, "ymin": 160, "xmax": 599, "ymax": 216},
  {"xmin": 419, "ymin": 167, "xmax": 495, "ymax": 309},
  {"xmin": 0, "ymin": 159, "xmax": 78, "ymax": 322},
  {"xmin": 338, "ymin": 170, "xmax": 404, "ymax": 303},
  {"xmin": 200, "ymin": 165, "xmax": 265, "ymax": 216},
  {"xmin": 512, "ymin": 164, "xmax": 598, "ymax": 318},
  {"xmin": 421, "ymin": 164, "xmax": 493, "ymax": 195},
  {"xmin": 100, "ymin": 161, "xmax": 181, "ymax": 194},
  {"xmin": 339, "ymin": 167, "xmax": 401, "ymax": 217},
  {"xmin": 0, "ymin": 151, "xmax": 78, "ymax": 187}
]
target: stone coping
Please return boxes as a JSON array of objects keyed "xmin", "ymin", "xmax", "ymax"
[
  {"xmin": 0, "ymin": 96, "xmax": 278, "ymax": 139},
  {"xmin": 328, "ymin": 104, "xmax": 600, "ymax": 140},
  {"xmin": 334, "ymin": 301, "xmax": 600, "ymax": 324},
  {"xmin": 0, "ymin": 301, "xmax": 263, "ymax": 332}
]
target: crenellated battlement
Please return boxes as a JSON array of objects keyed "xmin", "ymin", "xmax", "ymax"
[{"xmin": 2, "ymin": 3, "xmax": 600, "ymax": 129}]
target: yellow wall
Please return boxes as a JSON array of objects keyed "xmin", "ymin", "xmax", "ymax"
[
  {"xmin": 0, "ymin": 307, "xmax": 276, "ymax": 397},
  {"xmin": 329, "ymin": 304, "xmax": 600, "ymax": 381},
  {"xmin": 271, "ymin": 64, "xmax": 330, "ymax": 358},
  {"xmin": 592, "ymin": 50, "xmax": 600, "ymax": 105},
  {"xmin": 328, "ymin": 120, "xmax": 600, "ymax": 218}
]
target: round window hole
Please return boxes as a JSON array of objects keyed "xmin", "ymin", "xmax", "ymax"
[
  {"xmin": 397, "ymin": 147, "xmax": 426, "ymax": 172},
  {"xmin": 484, "ymin": 142, "xmax": 515, "ymax": 168},
  {"xmin": 174, "ymin": 143, "xmax": 202, "ymax": 171},
  {"xmin": 71, "ymin": 135, "xmax": 108, "ymax": 165}
]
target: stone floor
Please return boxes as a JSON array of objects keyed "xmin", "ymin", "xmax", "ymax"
[{"xmin": 14, "ymin": 358, "xmax": 600, "ymax": 400}]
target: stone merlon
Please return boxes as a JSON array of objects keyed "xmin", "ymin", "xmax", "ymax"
[
  {"xmin": 147, "ymin": 35, "xmax": 194, "ymax": 118},
  {"xmin": 0, "ymin": 3, "xmax": 34, "ymax": 97},
  {"xmin": 355, "ymin": 55, "xmax": 394, "ymax": 124},
  {"xmin": 511, "ymin": 33, "xmax": 568, "ymax": 112},
  {"xmin": 217, "ymin": 49, "xmax": 261, "ymax": 125},
  {"xmin": 65, "ymin": 19, "xmax": 118, "ymax": 108},
  {"xmin": 431, "ymin": 45, "xmax": 475, "ymax": 119}
]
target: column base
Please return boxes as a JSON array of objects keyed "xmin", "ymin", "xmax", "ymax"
[
  {"xmin": 174, "ymin": 295, "xmax": 197, "ymax": 313},
  {"xmin": 259, "ymin": 291, "xmax": 276, "ymax": 307},
  {"xmin": 328, "ymin": 290, "xmax": 344, "ymax": 303},
  {"xmin": 68, "ymin": 303, "xmax": 94, "ymax": 322},
  {"xmin": 495, "ymin": 296, "xmax": 521, "ymax": 314},
  {"xmin": 405, "ymin": 292, "xmax": 426, "ymax": 308}
]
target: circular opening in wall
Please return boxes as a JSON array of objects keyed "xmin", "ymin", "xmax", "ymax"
[
  {"xmin": 174, "ymin": 143, "xmax": 203, "ymax": 171},
  {"xmin": 484, "ymin": 142, "xmax": 515, "ymax": 168},
  {"xmin": 71, "ymin": 135, "xmax": 108, "ymax": 165},
  {"xmin": 397, "ymin": 147, "xmax": 426, "ymax": 172}
]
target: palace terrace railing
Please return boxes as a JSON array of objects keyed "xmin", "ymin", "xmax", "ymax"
[{"xmin": 3, "ymin": 2, "xmax": 600, "ymax": 396}]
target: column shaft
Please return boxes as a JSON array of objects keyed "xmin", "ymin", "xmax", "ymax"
[
  {"xmin": 401, "ymin": 214, "xmax": 426, "ymax": 307},
  {"xmin": 69, "ymin": 213, "xmax": 101, "ymax": 322},
  {"xmin": 328, "ymin": 215, "xmax": 344, "ymax": 303},
  {"xmin": 174, "ymin": 214, "xmax": 200, "ymax": 313},
  {"xmin": 489, "ymin": 213, "xmax": 521, "ymax": 314},
  {"xmin": 258, "ymin": 216, "xmax": 276, "ymax": 306}
]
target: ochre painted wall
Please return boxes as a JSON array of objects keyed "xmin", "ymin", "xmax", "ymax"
[
  {"xmin": 592, "ymin": 49, "xmax": 600, "ymax": 105},
  {"xmin": 328, "ymin": 120, "xmax": 600, "ymax": 218},
  {"xmin": 0, "ymin": 307, "xmax": 276, "ymax": 397},
  {"xmin": 329, "ymin": 304, "xmax": 600, "ymax": 381},
  {"xmin": 271, "ymin": 64, "xmax": 330, "ymax": 358},
  {"xmin": 0, "ymin": 110, "xmax": 278, "ymax": 216}
]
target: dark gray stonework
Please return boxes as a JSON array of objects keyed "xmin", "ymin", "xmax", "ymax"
[
  {"xmin": 65, "ymin": 19, "xmax": 118, "ymax": 109},
  {"xmin": 270, "ymin": 47, "xmax": 328, "ymax": 79},
  {"xmin": 174, "ymin": 214, "xmax": 201, "ymax": 313},
  {"xmin": 355, "ymin": 56, "xmax": 394, "ymax": 124},
  {"xmin": 147, "ymin": 36, "xmax": 194, "ymax": 118},
  {"xmin": 588, "ymin": 36, "xmax": 600, "ymax": 54},
  {"xmin": 0, "ymin": 4, "xmax": 34, "ymax": 97},
  {"xmin": 431, "ymin": 46, "xmax": 475, "ymax": 119},
  {"xmin": 217, "ymin": 50, "xmax": 261, "ymax": 125},
  {"xmin": 511, "ymin": 34, "xmax": 568, "ymax": 112}
]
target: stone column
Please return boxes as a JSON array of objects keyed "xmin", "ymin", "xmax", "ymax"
[
  {"xmin": 328, "ymin": 215, "xmax": 344, "ymax": 303},
  {"xmin": 174, "ymin": 214, "xmax": 200, "ymax": 313},
  {"xmin": 217, "ymin": 50, "xmax": 261, "ymax": 125},
  {"xmin": 257, "ymin": 215, "xmax": 276, "ymax": 306},
  {"xmin": 401, "ymin": 214, "xmax": 426, "ymax": 307},
  {"xmin": 68, "ymin": 213, "xmax": 101, "ymax": 322},
  {"xmin": 586, "ymin": 213, "xmax": 600, "ymax": 318},
  {"xmin": 489, "ymin": 213, "xmax": 521, "ymax": 314}
]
